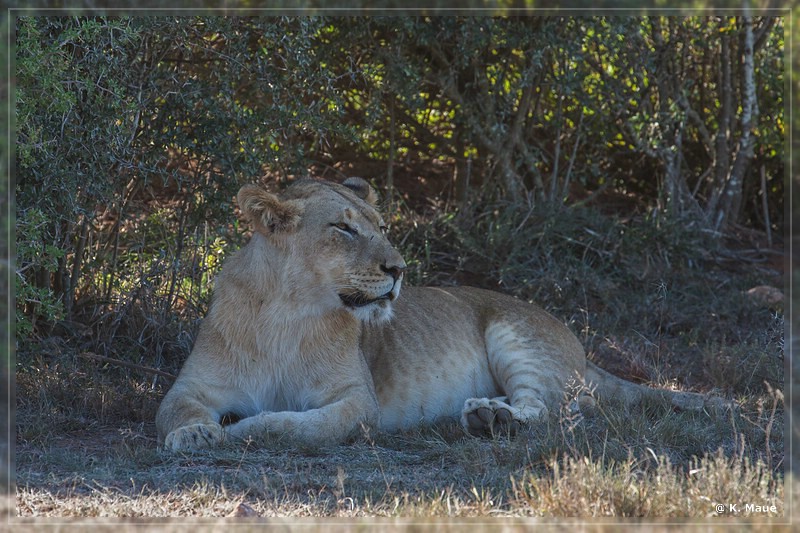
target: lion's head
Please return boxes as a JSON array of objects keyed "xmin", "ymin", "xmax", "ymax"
[{"xmin": 237, "ymin": 177, "xmax": 406, "ymax": 323}]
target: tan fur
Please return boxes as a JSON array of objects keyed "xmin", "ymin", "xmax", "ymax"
[{"xmin": 156, "ymin": 178, "xmax": 727, "ymax": 451}]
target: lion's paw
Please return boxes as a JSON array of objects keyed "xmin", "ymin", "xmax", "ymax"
[
  {"xmin": 461, "ymin": 398, "xmax": 522, "ymax": 438},
  {"xmin": 164, "ymin": 422, "xmax": 224, "ymax": 452}
]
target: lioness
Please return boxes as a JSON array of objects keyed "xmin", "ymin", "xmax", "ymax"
[{"xmin": 156, "ymin": 177, "xmax": 726, "ymax": 451}]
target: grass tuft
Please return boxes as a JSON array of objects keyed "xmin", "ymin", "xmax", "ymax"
[{"xmin": 509, "ymin": 450, "xmax": 783, "ymax": 518}]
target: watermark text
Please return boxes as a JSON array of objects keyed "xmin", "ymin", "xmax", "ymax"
[{"xmin": 715, "ymin": 503, "xmax": 778, "ymax": 515}]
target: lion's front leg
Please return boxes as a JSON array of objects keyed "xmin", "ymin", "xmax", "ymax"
[
  {"xmin": 225, "ymin": 393, "xmax": 379, "ymax": 448},
  {"xmin": 165, "ymin": 420, "xmax": 225, "ymax": 451},
  {"xmin": 156, "ymin": 382, "xmax": 229, "ymax": 452}
]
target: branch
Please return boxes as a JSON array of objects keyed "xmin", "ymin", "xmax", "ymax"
[
  {"xmin": 753, "ymin": 17, "xmax": 776, "ymax": 53},
  {"xmin": 677, "ymin": 93, "xmax": 713, "ymax": 156},
  {"xmin": 426, "ymin": 31, "xmax": 525, "ymax": 197},
  {"xmin": 561, "ymin": 109, "xmax": 585, "ymax": 203},
  {"xmin": 79, "ymin": 351, "xmax": 176, "ymax": 381}
]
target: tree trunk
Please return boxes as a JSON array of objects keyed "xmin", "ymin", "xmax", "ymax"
[
  {"xmin": 386, "ymin": 95, "xmax": 396, "ymax": 204},
  {"xmin": 707, "ymin": 31, "xmax": 732, "ymax": 219},
  {"xmin": 453, "ymin": 129, "xmax": 470, "ymax": 210},
  {"xmin": 714, "ymin": 11, "xmax": 757, "ymax": 229}
]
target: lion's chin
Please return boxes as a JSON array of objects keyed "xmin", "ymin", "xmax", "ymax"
[
  {"xmin": 339, "ymin": 279, "xmax": 401, "ymax": 324},
  {"xmin": 346, "ymin": 299, "xmax": 395, "ymax": 324}
]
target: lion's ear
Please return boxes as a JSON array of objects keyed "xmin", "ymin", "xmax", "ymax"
[
  {"xmin": 343, "ymin": 177, "xmax": 379, "ymax": 206},
  {"xmin": 237, "ymin": 184, "xmax": 301, "ymax": 235}
]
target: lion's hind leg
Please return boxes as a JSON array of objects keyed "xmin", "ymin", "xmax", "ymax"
[
  {"xmin": 460, "ymin": 320, "xmax": 574, "ymax": 438},
  {"xmin": 461, "ymin": 396, "xmax": 547, "ymax": 438}
]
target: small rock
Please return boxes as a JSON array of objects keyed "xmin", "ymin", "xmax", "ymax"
[
  {"xmin": 229, "ymin": 502, "xmax": 260, "ymax": 517},
  {"xmin": 745, "ymin": 285, "xmax": 783, "ymax": 308}
]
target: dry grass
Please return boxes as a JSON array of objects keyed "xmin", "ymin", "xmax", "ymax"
[
  {"xmin": 509, "ymin": 451, "xmax": 784, "ymax": 518},
  {"xmin": 13, "ymin": 386, "xmax": 785, "ymax": 519},
  {"xmin": 12, "ymin": 440, "xmax": 787, "ymax": 520},
  {"xmin": 13, "ymin": 453, "xmax": 787, "ymax": 519}
]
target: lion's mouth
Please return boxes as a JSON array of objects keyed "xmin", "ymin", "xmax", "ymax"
[{"xmin": 339, "ymin": 290, "xmax": 395, "ymax": 308}]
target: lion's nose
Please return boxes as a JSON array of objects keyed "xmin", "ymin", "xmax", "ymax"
[{"xmin": 381, "ymin": 263, "xmax": 406, "ymax": 282}]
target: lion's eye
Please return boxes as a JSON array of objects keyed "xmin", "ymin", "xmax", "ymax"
[{"xmin": 331, "ymin": 222, "xmax": 358, "ymax": 237}]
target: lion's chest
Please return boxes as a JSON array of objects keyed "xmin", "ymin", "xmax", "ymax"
[
  {"xmin": 229, "ymin": 306, "xmax": 359, "ymax": 417},
  {"xmin": 231, "ymin": 318, "xmax": 318, "ymax": 415}
]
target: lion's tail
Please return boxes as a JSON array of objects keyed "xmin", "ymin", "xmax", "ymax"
[{"xmin": 583, "ymin": 360, "xmax": 732, "ymax": 413}]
